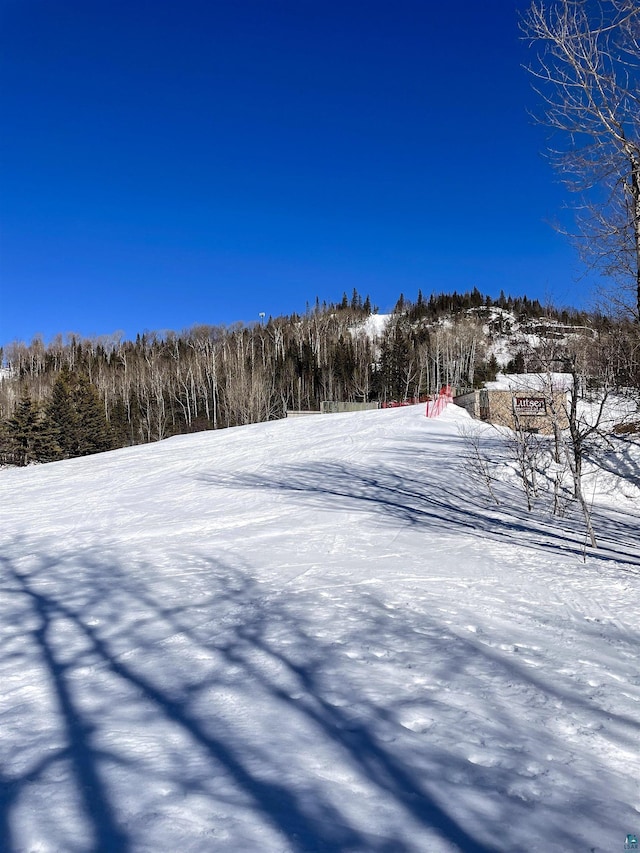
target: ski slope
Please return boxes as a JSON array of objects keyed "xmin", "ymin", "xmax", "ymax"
[{"xmin": 1, "ymin": 404, "xmax": 639, "ymax": 853}]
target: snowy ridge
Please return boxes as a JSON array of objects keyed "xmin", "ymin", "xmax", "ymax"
[
  {"xmin": 478, "ymin": 307, "xmax": 590, "ymax": 369},
  {"xmin": 1, "ymin": 405, "xmax": 639, "ymax": 853}
]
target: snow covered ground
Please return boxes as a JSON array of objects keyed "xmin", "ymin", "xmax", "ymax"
[{"xmin": 1, "ymin": 403, "xmax": 639, "ymax": 853}]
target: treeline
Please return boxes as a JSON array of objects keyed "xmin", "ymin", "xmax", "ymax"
[
  {"xmin": 394, "ymin": 287, "xmax": 592, "ymax": 326},
  {"xmin": 0, "ymin": 288, "xmax": 632, "ymax": 466}
]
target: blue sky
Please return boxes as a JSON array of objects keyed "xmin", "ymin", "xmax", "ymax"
[{"xmin": 0, "ymin": 0, "xmax": 595, "ymax": 345}]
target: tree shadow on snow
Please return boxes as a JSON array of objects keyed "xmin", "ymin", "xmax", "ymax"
[
  {"xmin": 0, "ymin": 543, "xmax": 507, "ymax": 853},
  {"xmin": 0, "ymin": 540, "xmax": 636, "ymax": 852},
  {"xmin": 210, "ymin": 452, "xmax": 640, "ymax": 570},
  {"xmin": 594, "ymin": 434, "xmax": 640, "ymax": 490}
]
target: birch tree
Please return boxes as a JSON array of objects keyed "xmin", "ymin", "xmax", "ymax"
[{"xmin": 522, "ymin": 0, "xmax": 640, "ymax": 319}]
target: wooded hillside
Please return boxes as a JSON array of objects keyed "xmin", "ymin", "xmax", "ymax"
[{"xmin": 1, "ymin": 289, "xmax": 636, "ymax": 465}]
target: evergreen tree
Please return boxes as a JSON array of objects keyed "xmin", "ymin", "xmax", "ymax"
[
  {"xmin": 506, "ymin": 351, "xmax": 527, "ymax": 374},
  {"xmin": 380, "ymin": 322, "xmax": 411, "ymax": 399},
  {"xmin": 6, "ymin": 394, "xmax": 57, "ymax": 465},
  {"xmin": 109, "ymin": 398, "xmax": 133, "ymax": 447},
  {"xmin": 73, "ymin": 375, "xmax": 113, "ymax": 456},
  {"xmin": 0, "ymin": 417, "xmax": 10, "ymax": 465},
  {"xmin": 350, "ymin": 288, "xmax": 362, "ymax": 311},
  {"xmin": 47, "ymin": 368, "xmax": 78, "ymax": 458},
  {"xmin": 474, "ymin": 355, "xmax": 500, "ymax": 387},
  {"xmin": 47, "ymin": 369, "xmax": 113, "ymax": 458},
  {"xmin": 8, "ymin": 395, "xmax": 40, "ymax": 466}
]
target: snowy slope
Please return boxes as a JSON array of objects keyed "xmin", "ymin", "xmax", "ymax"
[{"xmin": 1, "ymin": 405, "xmax": 639, "ymax": 853}]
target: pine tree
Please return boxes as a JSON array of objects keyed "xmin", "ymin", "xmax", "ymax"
[
  {"xmin": 47, "ymin": 368, "xmax": 78, "ymax": 458},
  {"xmin": 350, "ymin": 288, "xmax": 363, "ymax": 311},
  {"xmin": 7, "ymin": 395, "xmax": 40, "ymax": 466},
  {"xmin": 73, "ymin": 375, "xmax": 113, "ymax": 456},
  {"xmin": 109, "ymin": 398, "xmax": 133, "ymax": 447},
  {"xmin": 380, "ymin": 322, "xmax": 411, "ymax": 400},
  {"xmin": 0, "ymin": 417, "xmax": 11, "ymax": 465},
  {"xmin": 47, "ymin": 369, "xmax": 113, "ymax": 458},
  {"xmin": 7, "ymin": 394, "xmax": 57, "ymax": 465}
]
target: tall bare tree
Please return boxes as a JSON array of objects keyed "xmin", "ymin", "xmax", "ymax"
[{"xmin": 522, "ymin": 0, "xmax": 640, "ymax": 319}]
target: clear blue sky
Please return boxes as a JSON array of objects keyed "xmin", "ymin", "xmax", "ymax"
[{"xmin": 0, "ymin": 0, "xmax": 595, "ymax": 345}]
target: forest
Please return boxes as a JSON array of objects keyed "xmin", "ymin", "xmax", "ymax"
[{"xmin": 1, "ymin": 288, "xmax": 636, "ymax": 466}]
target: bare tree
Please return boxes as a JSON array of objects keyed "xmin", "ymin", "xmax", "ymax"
[
  {"xmin": 522, "ymin": 0, "xmax": 640, "ymax": 319},
  {"xmin": 510, "ymin": 406, "xmax": 546, "ymax": 511},
  {"xmin": 457, "ymin": 422, "xmax": 502, "ymax": 506},
  {"xmin": 526, "ymin": 340, "xmax": 621, "ymax": 548}
]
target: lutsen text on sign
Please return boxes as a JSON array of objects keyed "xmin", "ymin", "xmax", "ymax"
[{"xmin": 513, "ymin": 396, "xmax": 547, "ymax": 416}]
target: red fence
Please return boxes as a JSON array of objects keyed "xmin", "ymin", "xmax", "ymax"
[
  {"xmin": 379, "ymin": 388, "xmax": 453, "ymax": 416},
  {"xmin": 425, "ymin": 386, "xmax": 453, "ymax": 418}
]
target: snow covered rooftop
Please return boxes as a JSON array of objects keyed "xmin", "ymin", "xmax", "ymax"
[{"xmin": 484, "ymin": 371, "xmax": 573, "ymax": 392}]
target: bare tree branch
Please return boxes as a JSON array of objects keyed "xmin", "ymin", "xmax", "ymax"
[{"xmin": 522, "ymin": 0, "xmax": 640, "ymax": 319}]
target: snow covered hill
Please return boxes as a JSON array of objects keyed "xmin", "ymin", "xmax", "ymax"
[{"xmin": 1, "ymin": 404, "xmax": 639, "ymax": 853}]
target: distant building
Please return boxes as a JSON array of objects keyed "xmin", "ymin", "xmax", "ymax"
[{"xmin": 454, "ymin": 373, "xmax": 571, "ymax": 435}]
